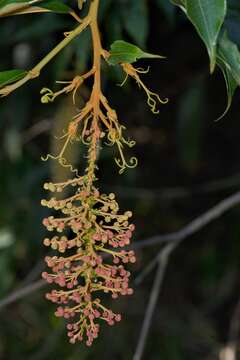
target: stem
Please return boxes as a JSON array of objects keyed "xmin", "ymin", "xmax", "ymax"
[
  {"xmin": 86, "ymin": 0, "xmax": 102, "ymax": 186},
  {"xmin": 0, "ymin": 0, "xmax": 45, "ymax": 17},
  {"xmin": 90, "ymin": 0, "xmax": 102, "ymax": 109},
  {"xmin": 0, "ymin": 2, "xmax": 97, "ymax": 97}
]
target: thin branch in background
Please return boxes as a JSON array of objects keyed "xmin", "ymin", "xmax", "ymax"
[
  {"xmin": 134, "ymin": 252, "xmax": 161, "ymax": 286},
  {"xmin": 134, "ymin": 191, "xmax": 240, "ymax": 250},
  {"xmin": 0, "ymin": 191, "xmax": 240, "ymax": 313},
  {"xmin": 133, "ymin": 243, "xmax": 175, "ymax": 360},
  {"xmin": 0, "ymin": 279, "xmax": 45, "ymax": 310},
  {"xmin": 109, "ymin": 173, "xmax": 240, "ymax": 200},
  {"xmin": 133, "ymin": 192, "xmax": 240, "ymax": 358},
  {"xmin": 21, "ymin": 259, "xmax": 46, "ymax": 285},
  {"xmin": 22, "ymin": 119, "xmax": 52, "ymax": 144}
]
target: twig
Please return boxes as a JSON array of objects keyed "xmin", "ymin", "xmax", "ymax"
[
  {"xmin": 132, "ymin": 191, "xmax": 240, "ymax": 358},
  {"xmin": 133, "ymin": 243, "xmax": 174, "ymax": 360},
  {"xmin": 22, "ymin": 119, "xmax": 51, "ymax": 144},
  {"xmin": 108, "ymin": 173, "xmax": 240, "ymax": 200},
  {"xmin": 1, "ymin": 192, "xmax": 240, "ymax": 310},
  {"xmin": 133, "ymin": 191, "xmax": 240, "ymax": 250},
  {"xmin": 0, "ymin": 279, "xmax": 45, "ymax": 310}
]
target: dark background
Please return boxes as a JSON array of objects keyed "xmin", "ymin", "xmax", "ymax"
[{"xmin": 0, "ymin": 0, "xmax": 240, "ymax": 359}]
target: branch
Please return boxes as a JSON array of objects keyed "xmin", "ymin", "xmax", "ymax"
[
  {"xmin": 134, "ymin": 191, "xmax": 240, "ymax": 250},
  {"xmin": 1, "ymin": 191, "xmax": 240, "ymax": 310},
  {"xmin": 0, "ymin": 279, "xmax": 45, "ymax": 310},
  {"xmin": 0, "ymin": 9, "xmax": 91, "ymax": 96},
  {"xmin": 132, "ymin": 191, "xmax": 240, "ymax": 358},
  {"xmin": 109, "ymin": 172, "xmax": 240, "ymax": 200},
  {"xmin": 133, "ymin": 244, "xmax": 174, "ymax": 360}
]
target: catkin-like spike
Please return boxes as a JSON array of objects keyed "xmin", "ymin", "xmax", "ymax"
[{"xmin": 42, "ymin": 178, "xmax": 136, "ymax": 345}]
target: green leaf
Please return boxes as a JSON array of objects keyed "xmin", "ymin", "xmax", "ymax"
[
  {"xmin": 185, "ymin": 0, "xmax": 226, "ymax": 73},
  {"xmin": 0, "ymin": 69, "xmax": 27, "ymax": 88},
  {"xmin": 0, "ymin": 0, "xmax": 71, "ymax": 15},
  {"xmin": 170, "ymin": 0, "xmax": 186, "ymax": 11},
  {"xmin": 0, "ymin": 0, "xmax": 26, "ymax": 8},
  {"xmin": 39, "ymin": 0, "xmax": 71, "ymax": 14},
  {"xmin": 108, "ymin": 40, "xmax": 165, "ymax": 65},
  {"xmin": 216, "ymin": 32, "xmax": 240, "ymax": 118},
  {"xmin": 171, "ymin": 0, "xmax": 227, "ymax": 73}
]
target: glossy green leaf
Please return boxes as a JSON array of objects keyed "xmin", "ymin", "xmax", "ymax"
[
  {"xmin": 170, "ymin": 0, "xmax": 186, "ymax": 11},
  {"xmin": 185, "ymin": 0, "xmax": 226, "ymax": 73},
  {"xmin": 0, "ymin": 0, "xmax": 26, "ymax": 8},
  {"xmin": 216, "ymin": 32, "xmax": 240, "ymax": 118},
  {"xmin": 0, "ymin": 0, "xmax": 71, "ymax": 15},
  {"xmin": 39, "ymin": 0, "xmax": 71, "ymax": 14},
  {"xmin": 0, "ymin": 69, "xmax": 27, "ymax": 88},
  {"xmin": 171, "ymin": 0, "xmax": 227, "ymax": 73},
  {"xmin": 108, "ymin": 40, "xmax": 165, "ymax": 65}
]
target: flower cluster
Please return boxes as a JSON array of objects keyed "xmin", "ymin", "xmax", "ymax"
[{"xmin": 41, "ymin": 175, "xmax": 136, "ymax": 345}]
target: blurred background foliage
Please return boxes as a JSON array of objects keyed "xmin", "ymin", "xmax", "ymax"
[{"xmin": 1, "ymin": 0, "xmax": 240, "ymax": 359}]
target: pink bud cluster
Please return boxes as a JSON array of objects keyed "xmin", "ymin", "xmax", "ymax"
[{"xmin": 41, "ymin": 175, "xmax": 136, "ymax": 345}]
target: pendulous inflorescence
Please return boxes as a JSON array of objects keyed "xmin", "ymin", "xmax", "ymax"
[
  {"xmin": 41, "ymin": 174, "xmax": 136, "ymax": 345},
  {"xmin": 38, "ymin": 0, "xmax": 167, "ymax": 346}
]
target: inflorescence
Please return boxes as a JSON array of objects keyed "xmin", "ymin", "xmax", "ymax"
[
  {"xmin": 40, "ymin": 0, "xmax": 166, "ymax": 346},
  {"xmin": 41, "ymin": 176, "xmax": 136, "ymax": 345}
]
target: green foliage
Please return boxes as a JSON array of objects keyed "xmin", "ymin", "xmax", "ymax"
[
  {"xmin": 0, "ymin": 69, "xmax": 27, "ymax": 88},
  {"xmin": 108, "ymin": 40, "xmax": 164, "ymax": 65},
  {"xmin": 1, "ymin": 0, "xmax": 240, "ymax": 358},
  {"xmin": 0, "ymin": 0, "xmax": 73, "ymax": 15},
  {"xmin": 0, "ymin": 0, "xmax": 26, "ymax": 8},
  {"xmin": 38, "ymin": 0, "xmax": 72, "ymax": 13},
  {"xmin": 173, "ymin": 0, "xmax": 227, "ymax": 72},
  {"xmin": 170, "ymin": 0, "xmax": 240, "ymax": 115},
  {"xmin": 217, "ymin": 32, "xmax": 239, "ymax": 117}
]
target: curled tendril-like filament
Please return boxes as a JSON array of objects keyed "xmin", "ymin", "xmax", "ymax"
[
  {"xmin": 40, "ymin": 88, "xmax": 55, "ymax": 103},
  {"xmin": 118, "ymin": 67, "xmax": 150, "ymax": 87},
  {"xmin": 115, "ymin": 140, "xmax": 138, "ymax": 174},
  {"xmin": 41, "ymin": 153, "xmax": 79, "ymax": 176},
  {"xmin": 139, "ymin": 80, "xmax": 168, "ymax": 114},
  {"xmin": 58, "ymin": 157, "xmax": 79, "ymax": 176},
  {"xmin": 121, "ymin": 135, "xmax": 136, "ymax": 148},
  {"xmin": 41, "ymin": 132, "xmax": 71, "ymax": 161},
  {"xmin": 41, "ymin": 122, "xmax": 80, "ymax": 175},
  {"xmin": 40, "ymin": 75, "xmax": 86, "ymax": 105},
  {"xmin": 119, "ymin": 74, "xmax": 129, "ymax": 87},
  {"xmin": 121, "ymin": 63, "xmax": 168, "ymax": 114},
  {"xmin": 103, "ymin": 124, "xmax": 137, "ymax": 173},
  {"xmin": 105, "ymin": 127, "xmax": 121, "ymax": 145},
  {"xmin": 135, "ymin": 66, "xmax": 150, "ymax": 74}
]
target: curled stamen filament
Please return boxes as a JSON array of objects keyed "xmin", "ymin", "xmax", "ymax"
[
  {"xmin": 121, "ymin": 63, "xmax": 168, "ymax": 114},
  {"xmin": 115, "ymin": 140, "xmax": 138, "ymax": 174}
]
